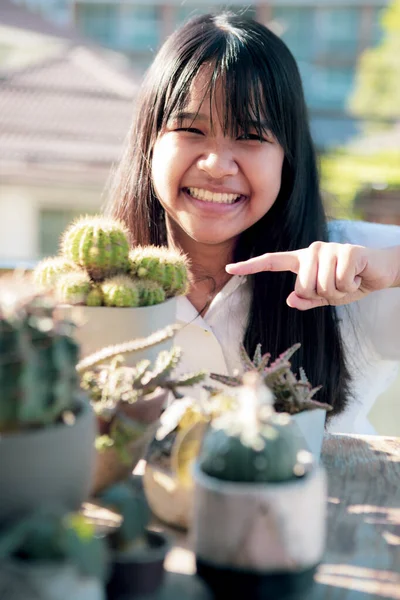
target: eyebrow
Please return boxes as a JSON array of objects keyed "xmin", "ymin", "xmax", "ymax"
[{"xmin": 168, "ymin": 111, "xmax": 208, "ymax": 122}]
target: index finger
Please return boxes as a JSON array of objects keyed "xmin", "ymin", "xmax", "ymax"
[{"xmin": 226, "ymin": 251, "xmax": 300, "ymax": 276}]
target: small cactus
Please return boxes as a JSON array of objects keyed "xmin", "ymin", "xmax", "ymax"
[
  {"xmin": 32, "ymin": 256, "xmax": 77, "ymax": 289},
  {"xmin": 56, "ymin": 271, "xmax": 91, "ymax": 305},
  {"xmin": 61, "ymin": 215, "xmax": 130, "ymax": 281},
  {"xmin": 86, "ymin": 285, "xmax": 103, "ymax": 307},
  {"xmin": 129, "ymin": 246, "xmax": 189, "ymax": 297},
  {"xmin": 101, "ymin": 275, "xmax": 140, "ymax": 308},
  {"xmin": 199, "ymin": 372, "xmax": 312, "ymax": 484},
  {"xmin": 137, "ymin": 280, "xmax": 166, "ymax": 306}
]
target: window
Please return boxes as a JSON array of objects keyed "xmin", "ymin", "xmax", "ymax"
[
  {"xmin": 309, "ymin": 66, "xmax": 355, "ymax": 110},
  {"xmin": 39, "ymin": 209, "xmax": 93, "ymax": 258},
  {"xmin": 271, "ymin": 7, "xmax": 316, "ymax": 62},
  {"xmin": 315, "ymin": 8, "xmax": 360, "ymax": 58},
  {"xmin": 75, "ymin": 3, "xmax": 119, "ymax": 47},
  {"xmin": 118, "ymin": 5, "xmax": 160, "ymax": 52}
]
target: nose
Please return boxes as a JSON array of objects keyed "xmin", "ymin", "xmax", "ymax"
[{"xmin": 197, "ymin": 142, "xmax": 239, "ymax": 179}]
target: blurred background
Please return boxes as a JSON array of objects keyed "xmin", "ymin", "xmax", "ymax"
[{"xmin": 0, "ymin": 0, "xmax": 399, "ymax": 433}]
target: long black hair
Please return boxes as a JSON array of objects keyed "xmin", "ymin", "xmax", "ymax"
[{"xmin": 108, "ymin": 12, "xmax": 351, "ymax": 417}]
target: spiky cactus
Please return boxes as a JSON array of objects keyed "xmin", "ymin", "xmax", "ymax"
[
  {"xmin": 129, "ymin": 246, "xmax": 190, "ymax": 297},
  {"xmin": 101, "ymin": 275, "xmax": 140, "ymax": 308},
  {"xmin": 61, "ymin": 216, "xmax": 130, "ymax": 281},
  {"xmin": 137, "ymin": 280, "xmax": 166, "ymax": 306},
  {"xmin": 86, "ymin": 284, "xmax": 103, "ymax": 307},
  {"xmin": 32, "ymin": 256, "xmax": 77, "ymax": 290},
  {"xmin": 0, "ymin": 288, "xmax": 80, "ymax": 432},
  {"xmin": 56, "ymin": 271, "xmax": 92, "ymax": 305},
  {"xmin": 208, "ymin": 343, "xmax": 332, "ymax": 415},
  {"xmin": 199, "ymin": 372, "xmax": 312, "ymax": 483}
]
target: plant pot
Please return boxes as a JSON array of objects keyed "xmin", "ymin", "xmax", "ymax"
[
  {"xmin": 0, "ymin": 394, "xmax": 96, "ymax": 524},
  {"xmin": 58, "ymin": 298, "xmax": 177, "ymax": 365},
  {"xmin": 92, "ymin": 389, "xmax": 168, "ymax": 496},
  {"xmin": 106, "ymin": 530, "xmax": 170, "ymax": 599},
  {"xmin": 192, "ymin": 463, "xmax": 327, "ymax": 599},
  {"xmin": 0, "ymin": 561, "xmax": 105, "ymax": 600},
  {"xmin": 291, "ymin": 409, "xmax": 326, "ymax": 460},
  {"xmin": 143, "ymin": 409, "xmax": 327, "ymax": 532}
]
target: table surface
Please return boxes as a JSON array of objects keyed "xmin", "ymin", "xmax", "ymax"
[{"xmin": 86, "ymin": 434, "xmax": 400, "ymax": 599}]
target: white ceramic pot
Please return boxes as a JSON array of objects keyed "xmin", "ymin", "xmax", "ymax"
[
  {"xmin": 58, "ymin": 297, "xmax": 177, "ymax": 365},
  {"xmin": 192, "ymin": 463, "xmax": 327, "ymax": 573},
  {"xmin": 291, "ymin": 409, "xmax": 326, "ymax": 460}
]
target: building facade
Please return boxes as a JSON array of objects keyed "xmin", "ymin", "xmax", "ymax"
[{"xmin": 12, "ymin": 0, "xmax": 389, "ymax": 148}]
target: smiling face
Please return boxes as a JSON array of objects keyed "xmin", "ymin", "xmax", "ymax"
[{"xmin": 151, "ymin": 67, "xmax": 285, "ymax": 252}]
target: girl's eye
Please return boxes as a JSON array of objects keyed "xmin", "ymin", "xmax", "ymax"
[
  {"xmin": 175, "ymin": 127, "xmax": 204, "ymax": 135},
  {"xmin": 237, "ymin": 133, "xmax": 269, "ymax": 142}
]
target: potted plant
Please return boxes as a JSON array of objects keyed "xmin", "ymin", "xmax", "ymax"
[
  {"xmin": 33, "ymin": 215, "xmax": 190, "ymax": 364},
  {"xmin": 77, "ymin": 328, "xmax": 206, "ymax": 494},
  {"xmin": 192, "ymin": 372, "xmax": 327, "ymax": 600},
  {"xmin": 0, "ymin": 508, "xmax": 107, "ymax": 600},
  {"xmin": 97, "ymin": 482, "xmax": 170, "ymax": 600},
  {"xmin": 207, "ymin": 342, "xmax": 332, "ymax": 458},
  {"xmin": 143, "ymin": 343, "xmax": 331, "ymax": 530},
  {"xmin": 0, "ymin": 281, "xmax": 96, "ymax": 523}
]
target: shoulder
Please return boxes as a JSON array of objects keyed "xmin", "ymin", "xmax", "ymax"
[{"xmin": 327, "ymin": 219, "xmax": 400, "ymax": 248}]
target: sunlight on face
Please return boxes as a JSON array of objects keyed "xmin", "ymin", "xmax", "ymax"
[{"xmin": 151, "ymin": 66, "xmax": 285, "ymax": 251}]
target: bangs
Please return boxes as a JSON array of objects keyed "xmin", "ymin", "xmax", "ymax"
[{"xmin": 158, "ymin": 22, "xmax": 291, "ymax": 158}]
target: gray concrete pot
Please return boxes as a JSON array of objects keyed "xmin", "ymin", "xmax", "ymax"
[
  {"xmin": 192, "ymin": 463, "xmax": 327, "ymax": 574},
  {"xmin": 0, "ymin": 394, "xmax": 96, "ymax": 524},
  {"xmin": 59, "ymin": 298, "xmax": 177, "ymax": 365}
]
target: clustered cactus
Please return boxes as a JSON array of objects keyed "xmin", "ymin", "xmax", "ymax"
[
  {"xmin": 33, "ymin": 215, "xmax": 190, "ymax": 308},
  {"xmin": 208, "ymin": 342, "xmax": 332, "ymax": 415},
  {"xmin": 0, "ymin": 285, "xmax": 80, "ymax": 432},
  {"xmin": 199, "ymin": 372, "xmax": 313, "ymax": 484}
]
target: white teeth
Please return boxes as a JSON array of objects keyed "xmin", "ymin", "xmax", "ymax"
[{"xmin": 187, "ymin": 187, "xmax": 241, "ymax": 204}]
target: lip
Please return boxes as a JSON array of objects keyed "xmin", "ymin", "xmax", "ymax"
[{"xmin": 182, "ymin": 188, "xmax": 247, "ymax": 213}]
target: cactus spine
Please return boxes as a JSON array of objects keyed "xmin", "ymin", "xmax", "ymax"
[
  {"xmin": 199, "ymin": 372, "xmax": 310, "ymax": 483},
  {"xmin": 61, "ymin": 216, "xmax": 130, "ymax": 281},
  {"xmin": 129, "ymin": 246, "xmax": 189, "ymax": 297}
]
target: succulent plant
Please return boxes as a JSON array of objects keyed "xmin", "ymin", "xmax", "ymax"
[
  {"xmin": 78, "ymin": 324, "xmax": 205, "ymax": 462},
  {"xmin": 129, "ymin": 246, "xmax": 190, "ymax": 297},
  {"xmin": 199, "ymin": 372, "xmax": 313, "ymax": 483},
  {"xmin": 101, "ymin": 275, "xmax": 140, "ymax": 308},
  {"xmin": 208, "ymin": 343, "xmax": 332, "ymax": 415},
  {"xmin": 56, "ymin": 271, "xmax": 92, "ymax": 305},
  {"xmin": 32, "ymin": 256, "xmax": 77, "ymax": 290},
  {"xmin": 61, "ymin": 215, "xmax": 130, "ymax": 281},
  {"xmin": 0, "ymin": 285, "xmax": 80, "ymax": 432},
  {"xmin": 137, "ymin": 280, "xmax": 166, "ymax": 306},
  {"xmin": 0, "ymin": 508, "xmax": 107, "ymax": 581},
  {"xmin": 97, "ymin": 483, "xmax": 151, "ymax": 552},
  {"xmin": 86, "ymin": 284, "xmax": 104, "ymax": 307}
]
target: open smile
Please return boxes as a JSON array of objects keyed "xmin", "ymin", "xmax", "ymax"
[{"xmin": 182, "ymin": 187, "xmax": 247, "ymax": 210}]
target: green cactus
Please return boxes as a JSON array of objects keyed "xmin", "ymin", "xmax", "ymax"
[
  {"xmin": 97, "ymin": 482, "xmax": 151, "ymax": 551},
  {"xmin": 61, "ymin": 215, "xmax": 130, "ymax": 281},
  {"xmin": 101, "ymin": 275, "xmax": 140, "ymax": 308},
  {"xmin": 0, "ymin": 508, "xmax": 107, "ymax": 580},
  {"xmin": 137, "ymin": 280, "xmax": 166, "ymax": 306},
  {"xmin": 0, "ymin": 290, "xmax": 80, "ymax": 432},
  {"xmin": 32, "ymin": 256, "xmax": 77, "ymax": 290},
  {"xmin": 56, "ymin": 271, "xmax": 92, "ymax": 305},
  {"xmin": 208, "ymin": 343, "xmax": 331, "ymax": 415},
  {"xmin": 199, "ymin": 372, "xmax": 312, "ymax": 483},
  {"xmin": 129, "ymin": 246, "xmax": 190, "ymax": 297},
  {"xmin": 86, "ymin": 284, "xmax": 103, "ymax": 307}
]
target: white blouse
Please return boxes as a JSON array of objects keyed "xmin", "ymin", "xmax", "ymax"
[{"xmin": 174, "ymin": 220, "xmax": 400, "ymax": 434}]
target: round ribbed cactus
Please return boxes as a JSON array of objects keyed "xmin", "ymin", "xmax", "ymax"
[
  {"xmin": 137, "ymin": 280, "xmax": 166, "ymax": 306},
  {"xmin": 129, "ymin": 246, "xmax": 189, "ymax": 297},
  {"xmin": 199, "ymin": 372, "xmax": 310, "ymax": 483},
  {"xmin": 101, "ymin": 275, "xmax": 140, "ymax": 308},
  {"xmin": 33, "ymin": 256, "xmax": 77, "ymax": 290},
  {"xmin": 61, "ymin": 216, "xmax": 130, "ymax": 281},
  {"xmin": 56, "ymin": 271, "xmax": 92, "ymax": 305},
  {"xmin": 86, "ymin": 285, "xmax": 103, "ymax": 307}
]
